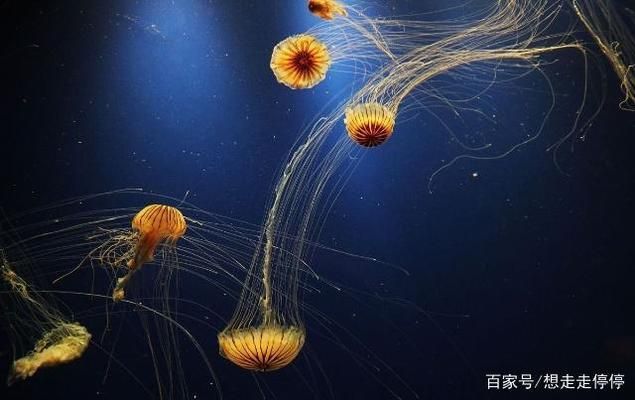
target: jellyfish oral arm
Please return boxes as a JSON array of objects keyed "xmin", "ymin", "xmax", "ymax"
[
  {"xmin": 114, "ymin": 233, "xmax": 155, "ymax": 301},
  {"xmin": 112, "ymin": 269, "xmax": 137, "ymax": 302},
  {"xmin": 127, "ymin": 233, "xmax": 159, "ymax": 269}
]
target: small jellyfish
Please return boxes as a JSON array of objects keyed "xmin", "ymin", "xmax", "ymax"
[
  {"xmin": 344, "ymin": 103, "xmax": 395, "ymax": 147},
  {"xmin": 270, "ymin": 34, "xmax": 331, "ymax": 90},
  {"xmin": 218, "ymin": 324, "xmax": 305, "ymax": 371},
  {"xmin": 1, "ymin": 258, "xmax": 91, "ymax": 385},
  {"xmin": 8, "ymin": 323, "xmax": 91, "ymax": 385},
  {"xmin": 308, "ymin": 0, "xmax": 348, "ymax": 20},
  {"xmin": 113, "ymin": 204, "xmax": 187, "ymax": 301}
]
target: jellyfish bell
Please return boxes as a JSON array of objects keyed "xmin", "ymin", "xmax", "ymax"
[
  {"xmin": 270, "ymin": 34, "xmax": 331, "ymax": 90},
  {"xmin": 308, "ymin": 0, "xmax": 347, "ymax": 20},
  {"xmin": 218, "ymin": 324, "xmax": 305, "ymax": 371},
  {"xmin": 344, "ymin": 102, "xmax": 396, "ymax": 147}
]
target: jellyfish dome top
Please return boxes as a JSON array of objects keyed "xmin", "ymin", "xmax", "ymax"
[{"xmin": 270, "ymin": 34, "xmax": 331, "ymax": 90}]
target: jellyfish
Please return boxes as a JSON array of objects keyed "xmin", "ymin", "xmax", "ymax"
[
  {"xmin": 1, "ymin": 255, "xmax": 91, "ymax": 385},
  {"xmin": 344, "ymin": 102, "xmax": 396, "ymax": 147},
  {"xmin": 217, "ymin": 183, "xmax": 308, "ymax": 372},
  {"xmin": 216, "ymin": 134, "xmax": 312, "ymax": 371},
  {"xmin": 270, "ymin": 34, "xmax": 331, "ymax": 90},
  {"xmin": 112, "ymin": 204, "xmax": 187, "ymax": 301},
  {"xmin": 308, "ymin": 0, "xmax": 347, "ymax": 20}
]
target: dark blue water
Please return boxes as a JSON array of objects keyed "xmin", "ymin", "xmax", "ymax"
[{"xmin": 1, "ymin": 1, "xmax": 634, "ymax": 399}]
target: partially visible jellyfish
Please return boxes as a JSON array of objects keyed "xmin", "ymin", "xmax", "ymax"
[
  {"xmin": 1, "ymin": 254, "xmax": 91, "ymax": 385},
  {"xmin": 570, "ymin": 0, "xmax": 635, "ymax": 111},
  {"xmin": 344, "ymin": 102, "xmax": 396, "ymax": 147},
  {"xmin": 308, "ymin": 0, "xmax": 347, "ymax": 21},
  {"xmin": 270, "ymin": 34, "xmax": 331, "ymax": 89},
  {"xmin": 111, "ymin": 204, "xmax": 187, "ymax": 301}
]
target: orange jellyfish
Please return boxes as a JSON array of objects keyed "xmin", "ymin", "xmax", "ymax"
[
  {"xmin": 112, "ymin": 204, "xmax": 187, "ymax": 301},
  {"xmin": 308, "ymin": 0, "xmax": 347, "ymax": 20},
  {"xmin": 344, "ymin": 102, "xmax": 396, "ymax": 147},
  {"xmin": 270, "ymin": 34, "xmax": 331, "ymax": 90},
  {"xmin": 218, "ymin": 325, "xmax": 305, "ymax": 372}
]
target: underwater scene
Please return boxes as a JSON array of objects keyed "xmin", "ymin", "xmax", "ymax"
[{"xmin": 1, "ymin": 0, "xmax": 634, "ymax": 399}]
